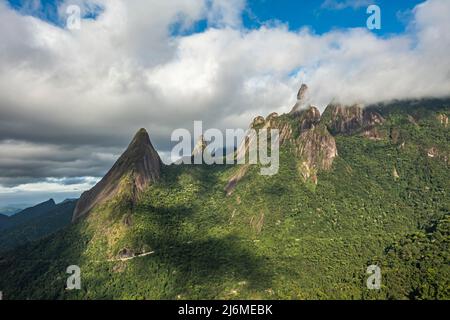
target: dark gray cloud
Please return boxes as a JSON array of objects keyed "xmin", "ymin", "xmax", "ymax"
[
  {"xmin": 0, "ymin": 0, "xmax": 449, "ymax": 203},
  {"xmin": 0, "ymin": 140, "xmax": 120, "ymax": 187}
]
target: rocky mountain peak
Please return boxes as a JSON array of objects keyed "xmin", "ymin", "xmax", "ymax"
[
  {"xmin": 297, "ymin": 84, "xmax": 309, "ymax": 101},
  {"xmin": 129, "ymin": 128, "xmax": 152, "ymax": 148},
  {"xmin": 44, "ymin": 199, "xmax": 56, "ymax": 206},
  {"xmin": 290, "ymin": 83, "xmax": 312, "ymax": 114},
  {"xmin": 295, "ymin": 106, "xmax": 321, "ymax": 132},
  {"xmin": 295, "ymin": 124, "xmax": 337, "ymax": 184},
  {"xmin": 192, "ymin": 135, "xmax": 207, "ymax": 157},
  {"xmin": 72, "ymin": 128, "xmax": 162, "ymax": 222},
  {"xmin": 266, "ymin": 112, "xmax": 279, "ymax": 123},
  {"xmin": 322, "ymin": 103, "xmax": 384, "ymax": 135},
  {"xmin": 251, "ymin": 116, "xmax": 266, "ymax": 128}
]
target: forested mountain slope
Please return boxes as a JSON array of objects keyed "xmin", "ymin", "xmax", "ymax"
[{"xmin": 0, "ymin": 97, "xmax": 448, "ymax": 300}]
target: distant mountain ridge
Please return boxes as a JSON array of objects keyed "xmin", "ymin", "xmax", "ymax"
[
  {"xmin": 0, "ymin": 199, "xmax": 55, "ymax": 230},
  {"xmin": 0, "ymin": 199, "xmax": 77, "ymax": 252},
  {"xmin": 0, "ymin": 204, "xmax": 30, "ymax": 217},
  {"xmin": 0, "ymin": 213, "xmax": 8, "ymax": 223}
]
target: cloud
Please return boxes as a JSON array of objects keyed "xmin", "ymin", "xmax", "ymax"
[
  {"xmin": 0, "ymin": 0, "xmax": 449, "ymax": 198},
  {"xmin": 0, "ymin": 176, "xmax": 99, "ymax": 205},
  {"xmin": 0, "ymin": 177, "xmax": 98, "ymax": 193},
  {"xmin": 321, "ymin": 0, "xmax": 373, "ymax": 10},
  {"xmin": 205, "ymin": 0, "xmax": 246, "ymax": 28},
  {"xmin": 0, "ymin": 140, "xmax": 119, "ymax": 187}
]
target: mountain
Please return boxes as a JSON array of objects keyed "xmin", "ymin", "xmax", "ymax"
[
  {"xmin": 0, "ymin": 199, "xmax": 56, "ymax": 230},
  {"xmin": 72, "ymin": 128, "xmax": 162, "ymax": 221},
  {"xmin": 0, "ymin": 90, "xmax": 448, "ymax": 300},
  {"xmin": 0, "ymin": 205, "xmax": 27, "ymax": 217},
  {"xmin": 290, "ymin": 83, "xmax": 311, "ymax": 114},
  {"xmin": 0, "ymin": 213, "xmax": 8, "ymax": 223},
  {"xmin": 0, "ymin": 199, "xmax": 77, "ymax": 252}
]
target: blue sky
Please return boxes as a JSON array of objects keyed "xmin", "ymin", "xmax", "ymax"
[
  {"xmin": 6, "ymin": 0, "xmax": 101, "ymax": 24},
  {"xmin": 7, "ymin": 0, "xmax": 62, "ymax": 22},
  {"xmin": 243, "ymin": 0, "xmax": 425, "ymax": 35},
  {"xmin": 7, "ymin": 0, "xmax": 426, "ymax": 35}
]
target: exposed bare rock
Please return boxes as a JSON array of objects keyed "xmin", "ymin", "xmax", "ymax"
[
  {"xmin": 224, "ymin": 165, "xmax": 250, "ymax": 196},
  {"xmin": 72, "ymin": 128, "xmax": 162, "ymax": 222},
  {"xmin": 117, "ymin": 248, "xmax": 135, "ymax": 260},
  {"xmin": 265, "ymin": 112, "xmax": 279, "ymax": 126},
  {"xmin": 192, "ymin": 135, "xmax": 207, "ymax": 157},
  {"xmin": 426, "ymin": 147, "xmax": 449, "ymax": 164},
  {"xmin": 437, "ymin": 113, "xmax": 449, "ymax": 128},
  {"xmin": 407, "ymin": 115, "xmax": 419, "ymax": 126},
  {"xmin": 290, "ymin": 84, "xmax": 311, "ymax": 114},
  {"xmin": 252, "ymin": 116, "xmax": 265, "ymax": 128},
  {"xmin": 295, "ymin": 125, "xmax": 338, "ymax": 184},
  {"xmin": 286, "ymin": 95, "xmax": 338, "ymax": 184},
  {"xmin": 228, "ymin": 85, "xmax": 339, "ymax": 189},
  {"xmin": 362, "ymin": 126, "xmax": 384, "ymax": 140},
  {"xmin": 427, "ymin": 147, "xmax": 439, "ymax": 158},
  {"xmin": 297, "ymin": 84, "xmax": 308, "ymax": 101},
  {"xmin": 363, "ymin": 109, "xmax": 385, "ymax": 126},
  {"xmin": 232, "ymin": 108, "xmax": 336, "ymax": 187},
  {"xmin": 294, "ymin": 106, "xmax": 321, "ymax": 132},
  {"xmin": 278, "ymin": 122, "xmax": 294, "ymax": 144},
  {"xmin": 250, "ymin": 211, "xmax": 265, "ymax": 234},
  {"xmin": 322, "ymin": 103, "xmax": 363, "ymax": 134},
  {"xmin": 235, "ymin": 129, "xmax": 258, "ymax": 164},
  {"xmin": 393, "ymin": 167, "xmax": 400, "ymax": 180},
  {"xmin": 322, "ymin": 103, "xmax": 384, "ymax": 135},
  {"xmin": 235, "ymin": 113, "xmax": 277, "ymax": 163}
]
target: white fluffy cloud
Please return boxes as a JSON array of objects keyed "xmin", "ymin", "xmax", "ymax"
[{"xmin": 0, "ymin": 0, "xmax": 449, "ymax": 200}]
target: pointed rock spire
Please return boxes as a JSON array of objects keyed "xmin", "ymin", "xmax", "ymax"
[
  {"xmin": 72, "ymin": 128, "xmax": 162, "ymax": 222},
  {"xmin": 297, "ymin": 83, "xmax": 309, "ymax": 101},
  {"xmin": 192, "ymin": 135, "xmax": 207, "ymax": 157},
  {"xmin": 290, "ymin": 84, "xmax": 311, "ymax": 114}
]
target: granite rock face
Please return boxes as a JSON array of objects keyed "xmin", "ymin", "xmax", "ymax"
[
  {"xmin": 295, "ymin": 125, "xmax": 338, "ymax": 184},
  {"xmin": 294, "ymin": 106, "xmax": 321, "ymax": 133},
  {"xmin": 290, "ymin": 83, "xmax": 311, "ymax": 114},
  {"xmin": 437, "ymin": 113, "xmax": 449, "ymax": 128},
  {"xmin": 227, "ymin": 85, "xmax": 340, "ymax": 188},
  {"xmin": 322, "ymin": 103, "xmax": 384, "ymax": 135},
  {"xmin": 192, "ymin": 135, "xmax": 207, "ymax": 157},
  {"xmin": 72, "ymin": 128, "xmax": 162, "ymax": 222}
]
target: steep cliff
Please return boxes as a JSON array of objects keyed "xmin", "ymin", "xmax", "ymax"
[{"xmin": 72, "ymin": 128, "xmax": 162, "ymax": 221}]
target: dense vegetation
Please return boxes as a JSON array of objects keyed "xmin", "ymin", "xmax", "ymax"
[
  {"xmin": 0, "ymin": 200, "xmax": 76, "ymax": 253},
  {"xmin": 380, "ymin": 215, "xmax": 449, "ymax": 299},
  {"xmin": 0, "ymin": 99, "xmax": 448, "ymax": 300},
  {"xmin": 0, "ymin": 206, "xmax": 24, "ymax": 217}
]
